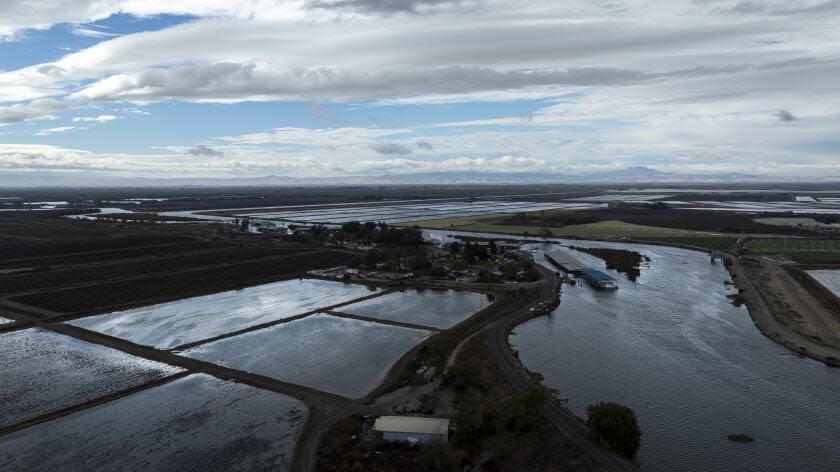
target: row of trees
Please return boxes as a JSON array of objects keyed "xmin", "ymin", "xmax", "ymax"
[{"xmin": 337, "ymin": 221, "xmax": 425, "ymax": 247}]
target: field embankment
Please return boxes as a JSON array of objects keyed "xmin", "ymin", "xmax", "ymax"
[{"xmin": 729, "ymin": 258, "xmax": 840, "ymax": 367}]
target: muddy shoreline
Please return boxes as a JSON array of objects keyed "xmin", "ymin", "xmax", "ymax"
[{"xmin": 728, "ymin": 258, "xmax": 840, "ymax": 367}]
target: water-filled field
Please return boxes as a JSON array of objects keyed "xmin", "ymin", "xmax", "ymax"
[
  {"xmin": 0, "ymin": 374, "xmax": 306, "ymax": 471},
  {"xmin": 240, "ymin": 200, "xmax": 597, "ymax": 224},
  {"xmin": 0, "ymin": 328, "xmax": 183, "ymax": 429},
  {"xmin": 182, "ymin": 313, "xmax": 433, "ymax": 398},
  {"xmin": 512, "ymin": 241, "xmax": 840, "ymax": 472},
  {"xmin": 71, "ymin": 279, "xmax": 381, "ymax": 349},
  {"xmin": 807, "ymin": 270, "xmax": 840, "ymax": 298},
  {"xmin": 339, "ymin": 288, "xmax": 492, "ymax": 329}
]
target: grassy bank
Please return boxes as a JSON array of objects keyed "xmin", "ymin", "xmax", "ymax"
[{"xmin": 745, "ymin": 238, "xmax": 840, "ymax": 263}]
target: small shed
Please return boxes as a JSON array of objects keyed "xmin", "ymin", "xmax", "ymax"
[{"xmin": 373, "ymin": 416, "xmax": 450, "ymax": 444}]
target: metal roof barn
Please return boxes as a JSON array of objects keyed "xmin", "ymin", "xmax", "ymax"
[{"xmin": 545, "ymin": 251, "xmax": 586, "ymax": 273}]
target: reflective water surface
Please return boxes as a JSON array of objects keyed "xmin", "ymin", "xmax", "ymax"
[
  {"xmin": 339, "ymin": 288, "xmax": 492, "ymax": 329},
  {"xmin": 0, "ymin": 374, "xmax": 306, "ymax": 471},
  {"xmin": 182, "ymin": 313, "xmax": 434, "ymax": 398},
  {"xmin": 71, "ymin": 279, "xmax": 381, "ymax": 349},
  {"xmin": 512, "ymin": 241, "xmax": 840, "ymax": 472},
  {"xmin": 0, "ymin": 328, "xmax": 184, "ymax": 429},
  {"xmin": 807, "ymin": 270, "xmax": 840, "ymax": 298}
]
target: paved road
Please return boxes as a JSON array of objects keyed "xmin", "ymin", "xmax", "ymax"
[{"xmin": 487, "ymin": 264, "xmax": 636, "ymax": 472}]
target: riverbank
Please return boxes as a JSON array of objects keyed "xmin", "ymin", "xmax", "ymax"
[{"xmin": 728, "ymin": 258, "xmax": 840, "ymax": 367}]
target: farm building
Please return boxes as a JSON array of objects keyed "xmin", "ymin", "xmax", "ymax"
[
  {"xmin": 545, "ymin": 251, "xmax": 585, "ymax": 273},
  {"xmin": 372, "ymin": 416, "xmax": 450, "ymax": 443}
]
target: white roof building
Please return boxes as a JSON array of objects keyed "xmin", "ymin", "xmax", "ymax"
[{"xmin": 373, "ymin": 416, "xmax": 450, "ymax": 443}]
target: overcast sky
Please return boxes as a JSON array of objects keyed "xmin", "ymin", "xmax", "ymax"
[{"xmin": 0, "ymin": 0, "xmax": 838, "ymax": 183}]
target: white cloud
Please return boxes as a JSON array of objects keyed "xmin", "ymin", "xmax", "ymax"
[
  {"xmin": 34, "ymin": 126, "xmax": 77, "ymax": 136},
  {"xmin": 71, "ymin": 25, "xmax": 120, "ymax": 38},
  {"xmin": 0, "ymin": 100, "xmax": 75, "ymax": 124},
  {"xmin": 0, "ymin": 1, "xmax": 839, "ymax": 179},
  {"xmin": 72, "ymin": 114, "xmax": 118, "ymax": 122}
]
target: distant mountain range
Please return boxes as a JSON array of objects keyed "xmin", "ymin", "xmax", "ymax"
[{"xmin": 1, "ymin": 167, "xmax": 836, "ymax": 187}]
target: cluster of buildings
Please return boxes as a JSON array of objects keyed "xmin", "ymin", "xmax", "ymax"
[{"xmin": 307, "ymin": 266, "xmax": 415, "ymax": 283}]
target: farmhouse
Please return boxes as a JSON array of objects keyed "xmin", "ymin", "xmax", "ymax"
[{"xmin": 372, "ymin": 416, "xmax": 450, "ymax": 443}]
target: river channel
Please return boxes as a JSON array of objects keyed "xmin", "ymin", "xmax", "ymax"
[{"xmin": 427, "ymin": 229, "xmax": 840, "ymax": 472}]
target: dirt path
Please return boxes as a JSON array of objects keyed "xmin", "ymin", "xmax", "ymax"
[{"xmin": 730, "ymin": 258, "xmax": 840, "ymax": 366}]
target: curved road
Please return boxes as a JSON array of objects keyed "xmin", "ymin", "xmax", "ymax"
[{"xmin": 488, "ymin": 264, "xmax": 636, "ymax": 472}]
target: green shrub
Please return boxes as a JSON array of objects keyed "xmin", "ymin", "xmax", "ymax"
[{"xmin": 585, "ymin": 401, "xmax": 641, "ymax": 459}]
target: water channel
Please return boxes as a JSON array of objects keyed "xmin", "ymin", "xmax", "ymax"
[{"xmin": 427, "ymin": 229, "xmax": 840, "ymax": 471}]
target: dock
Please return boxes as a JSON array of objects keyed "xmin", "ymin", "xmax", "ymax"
[
  {"xmin": 545, "ymin": 250, "xmax": 618, "ymax": 290},
  {"xmin": 545, "ymin": 251, "xmax": 586, "ymax": 273},
  {"xmin": 579, "ymin": 268, "xmax": 618, "ymax": 290}
]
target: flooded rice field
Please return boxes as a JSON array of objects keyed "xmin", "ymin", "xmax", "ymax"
[
  {"xmin": 71, "ymin": 279, "xmax": 381, "ymax": 349},
  {"xmin": 807, "ymin": 270, "xmax": 840, "ymax": 298},
  {"xmin": 182, "ymin": 313, "xmax": 434, "ymax": 398},
  {"xmin": 0, "ymin": 328, "xmax": 184, "ymax": 429},
  {"xmin": 0, "ymin": 374, "xmax": 306, "ymax": 472},
  {"xmin": 339, "ymin": 288, "xmax": 493, "ymax": 329},
  {"xmin": 238, "ymin": 200, "xmax": 598, "ymax": 225},
  {"xmin": 512, "ymin": 241, "xmax": 840, "ymax": 472}
]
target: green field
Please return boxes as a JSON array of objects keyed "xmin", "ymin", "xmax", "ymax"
[
  {"xmin": 408, "ymin": 217, "xmax": 723, "ymax": 239},
  {"xmin": 638, "ymin": 236, "xmax": 739, "ymax": 252},
  {"xmin": 746, "ymin": 238, "xmax": 840, "ymax": 263}
]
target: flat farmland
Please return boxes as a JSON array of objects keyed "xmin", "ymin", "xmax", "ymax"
[
  {"xmin": 747, "ymin": 238, "xmax": 840, "ymax": 263},
  {"xmin": 0, "ymin": 328, "xmax": 183, "ymax": 429},
  {"xmin": 0, "ymin": 374, "xmax": 307, "ymax": 472},
  {"xmin": 0, "ymin": 245, "xmax": 304, "ymax": 294},
  {"xmin": 72, "ymin": 279, "xmax": 382, "ymax": 349},
  {"xmin": 11, "ymin": 250, "xmax": 352, "ymax": 316},
  {"xmin": 0, "ymin": 213, "xmax": 355, "ymax": 317},
  {"xmin": 338, "ymin": 288, "xmax": 492, "ymax": 329},
  {"xmin": 183, "ymin": 313, "xmax": 434, "ymax": 399},
  {"xmin": 0, "ymin": 213, "xmax": 199, "ymax": 261},
  {"xmin": 0, "ymin": 240, "xmax": 227, "ymax": 270},
  {"xmin": 638, "ymin": 236, "xmax": 739, "ymax": 251},
  {"xmin": 418, "ymin": 217, "xmax": 722, "ymax": 239}
]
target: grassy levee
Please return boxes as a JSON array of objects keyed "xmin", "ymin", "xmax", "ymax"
[
  {"xmin": 746, "ymin": 238, "xmax": 840, "ymax": 263},
  {"xmin": 636, "ymin": 236, "xmax": 739, "ymax": 252}
]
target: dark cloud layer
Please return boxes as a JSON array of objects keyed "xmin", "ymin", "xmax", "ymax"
[
  {"xmin": 370, "ymin": 141, "xmax": 413, "ymax": 155},
  {"xmin": 186, "ymin": 144, "xmax": 225, "ymax": 157},
  {"xmin": 777, "ymin": 109, "xmax": 797, "ymax": 122}
]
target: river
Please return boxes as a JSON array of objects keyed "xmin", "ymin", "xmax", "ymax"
[{"xmin": 427, "ymin": 229, "xmax": 840, "ymax": 471}]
